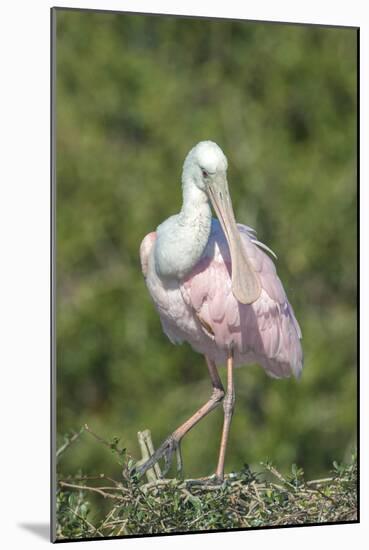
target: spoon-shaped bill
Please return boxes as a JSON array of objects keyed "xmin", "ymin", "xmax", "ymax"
[{"xmin": 207, "ymin": 174, "xmax": 261, "ymax": 305}]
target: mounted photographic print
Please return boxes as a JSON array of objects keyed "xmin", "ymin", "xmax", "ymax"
[{"xmin": 51, "ymin": 7, "xmax": 359, "ymax": 542}]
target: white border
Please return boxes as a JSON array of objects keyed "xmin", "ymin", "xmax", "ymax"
[{"xmin": 1, "ymin": 1, "xmax": 366, "ymax": 547}]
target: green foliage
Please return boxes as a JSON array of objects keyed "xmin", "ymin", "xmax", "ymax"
[
  {"xmin": 56, "ymin": 489, "xmax": 92, "ymax": 539},
  {"xmin": 56, "ymin": 429, "xmax": 357, "ymax": 539},
  {"xmin": 55, "ymin": 7, "xmax": 357, "ymax": 491}
]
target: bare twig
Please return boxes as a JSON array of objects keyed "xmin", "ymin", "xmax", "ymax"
[
  {"xmin": 59, "ymin": 481, "xmax": 121, "ymax": 500},
  {"xmin": 56, "ymin": 427, "xmax": 85, "ymax": 460},
  {"xmin": 136, "ymin": 430, "xmax": 162, "ymax": 482},
  {"xmin": 64, "ymin": 504, "xmax": 104, "ymax": 538},
  {"xmin": 83, "ymin": 424, "xmax": 113, "ymax": 449}
]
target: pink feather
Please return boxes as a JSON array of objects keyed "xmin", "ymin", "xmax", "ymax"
[{"xmin": 140, "ymin": 219, "xmax": 303, "ymax": 379}]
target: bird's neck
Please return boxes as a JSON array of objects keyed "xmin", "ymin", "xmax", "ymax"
[
  {"xmin": 180, "ymin": 177, "xmax": 212, "ymax": 224},
  {"xmin": 154, "ymin": 178, "xmax": 212, "ymax": 280},
  {"xmin": 177, "ymin": 180, "xmax": 212, "ymax": 275}
]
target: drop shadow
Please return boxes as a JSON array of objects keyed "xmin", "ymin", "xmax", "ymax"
[{"xmin": 18, "ymin": 522, "xmax": 49, "ymax": 541}]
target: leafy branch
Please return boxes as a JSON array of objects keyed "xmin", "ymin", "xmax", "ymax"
[{"xmin": 55, "ymin": 426, "xmax": 357, "ymax": 540}]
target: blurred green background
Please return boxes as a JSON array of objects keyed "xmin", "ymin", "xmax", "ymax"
[{"xmin": 56, "ymin": 10, "xmax": 357, "ymax": 481}]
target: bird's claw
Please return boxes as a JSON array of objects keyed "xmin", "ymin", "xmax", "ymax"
[
  {"xmin": 184, "ymin": 474, "xmax": 226, "ymax": 488},
  {"xmin": 134, "ymin": 435, "xmax": 183, "ymax": 479}
]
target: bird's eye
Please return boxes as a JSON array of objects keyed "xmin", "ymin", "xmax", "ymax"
[{"xmin": 201, "ymin": 168, "xmax": 208, "ymax": 178}]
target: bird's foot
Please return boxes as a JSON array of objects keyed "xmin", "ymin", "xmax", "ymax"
[
  {"xmin": 185, "ymin": 474, "xmax": 225, "ymax": 488},
  {"xmin": 133, "ymin": 434, "xmax": 183, "ymax": 479}
]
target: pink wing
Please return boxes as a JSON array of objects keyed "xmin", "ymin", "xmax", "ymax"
[
  {"xmin": 181, "ymin": 221, "xmax": 303, "ymax": 379},
  {"xmin": 140, "ymin": 232, "xmax": 157, "ymax": 278}
]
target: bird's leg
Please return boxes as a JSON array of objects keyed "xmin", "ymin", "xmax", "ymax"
[
  {"xmin": 215, "ymin": 350, "xmax": 235, "ymax": 482},
  {"xmin": 175, "ymin": 444, "xmax": 184, "ymax": 479},
  {"xmin": 135, "ymin": 356, "xmax": 225, "ymax": 479}
]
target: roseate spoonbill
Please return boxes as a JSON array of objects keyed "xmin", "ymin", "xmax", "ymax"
[{"xmin": 138, "ymin": 141, "xmax": 303, "ymax": 481}]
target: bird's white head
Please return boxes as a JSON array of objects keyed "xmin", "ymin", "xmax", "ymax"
[
  {"xmin": 182, "ymin": 141, "xmax": 228, "ymax": 192},
  {"xmin": 182, "ymin": 140, "xmax": 261, "ymax": 305}
]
